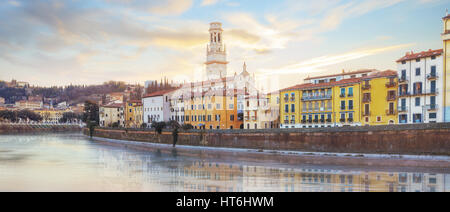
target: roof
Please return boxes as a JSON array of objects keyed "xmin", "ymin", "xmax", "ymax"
[
  {"xmin": 280, "ymin": 78, "xmax": 362, "ymax": 92},
  {"xmin": 101, "ymin": 103, "xmax": 124, "ymax": 108},
  {"xmin": 304, "ymin": 69, "xmax": 375, "ymax": 80},
  {"xmin": 143, "ymin": 88, "xmax": 179, "ymax": 98},
  {"xmin": 362, "ymin": 70, "xmax": 398, "ymax": 80},
  {"xmin": 443, "ymin": 14, "xmax": 450, "ymax": 20},
  {"xmin": 396, "ymin": 49, "xmax": 443, "ymax": 62}
]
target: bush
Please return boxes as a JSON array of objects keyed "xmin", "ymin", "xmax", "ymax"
[
  {"xmin": 111, "ymin": 122, "xmax": 120, "ymax": 128},
  {"xmin": 141, "ymin": 123, "xmax": 148, "ymax": 129},
  {"xmin": 151, "ymin": 122, "xmax": 166, "ymax": 134}
]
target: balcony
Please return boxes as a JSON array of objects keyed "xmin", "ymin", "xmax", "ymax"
[
  {"xmin": 284, "ymin": 120, "xmax": 289, "ymax": 124},
  {"xmin": 427, "ymin": 74, "xmax": 438, "ymax": 80},
  {"xmin": 386, "ymin": 82, "xmax": 397, "ymax": 88},
  {"xmin": 399, "ymin": 91, "xmax": 410, "ymax": 97},
  {"xmin": 387, "ymin": 95, "xmax": 396, "ymax": 101},
  {"xmin": 362, "ymin": 98, "xmax": 371, "ymax": 103},
  {"xmin": 348, "ymin": 93, "xmax": 354, "ymax": 97},
  {"xmin": 284, "ymin": 97, "xmax": 289, "ymax": 102},
  {"xmin": 399, "ymin": 76, "xmax": 408, "ymax": 84},
  {"xmin": 362, "ymin": 85, "xmax": 371, "ymax": 90},
  {"xmin": 313, "ymin": 119, "xmax": 319, "ymax": 123},
  {"xmin": 386, "ymin": 109, "xmax": 396, "ymax": 115},
  {"xmin": 290, "ymin": 120, "xmax": 295, "ymax": 124},
  {"xmin": 307, "ymin": 120, "xmax": 313, "ymax": 123},
  {"xmin": 398, "ymin": 106, "xmax": 408, "ymax": 112},
  {"xmin": 426, "ymin": 104, "xmax": 438, "ymax": 111},
  {"xmin": 290, "ymin": 97, "xmax": 296, "ymax": 102},
  {"xmin": 326, "ymin": 119, "xmax": 332, "ymax": 123},
  {"xmin": 426, "ymin": 88, "xmax": 438, "ymax": 95},
  {"xmin": 347, "ymin": 118, "xmax": 353, "ymax": 123},
  {"xmin": 320, "ymin": 119, "xmax": 325, "ymax": 123},
  {"xmin": 301, "ymin": 120, "xmax": 306, "ymax": 124},
  {"xmin": 302, "ymin": 94, "xmax": 332, "ymax": 101},
  {"xmin": 340, "ymin": 94, "xmax": 346, "ymax": 98},
  {"xmin": 339, "ymin": 118, "xmax": 346, "ymax": 123}
]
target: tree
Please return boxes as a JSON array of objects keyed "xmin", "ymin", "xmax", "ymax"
[
  {"xmin": 151, "ymin": 122, "xmax": 166, "ymax": 134},
  {"xmin": 82, "ymin": 101, "xmax": 99, "ymax": 125},
  {"xmin": 0, "ymin": 110, "xmax": 17, "ymax": 122},
  {"xmin": 182, "ymin": 124, "xmax": 194, "ymax": 130},
  {"xmin": 17, "ymin": 110, "xmax": 42, "ymax": 122},
  {"xmin": 60, "ymin": 112, "xmax": 81, "ymax": 123}
]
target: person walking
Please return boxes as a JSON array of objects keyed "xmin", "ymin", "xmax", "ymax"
[{"xmin": 172, "ymin": 127, "xmax": 179, "ymax": 147}]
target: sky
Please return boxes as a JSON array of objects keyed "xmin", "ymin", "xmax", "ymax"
[{"xmin": 0, "ymin": 0, "xmax": 448, "ymax": 91}]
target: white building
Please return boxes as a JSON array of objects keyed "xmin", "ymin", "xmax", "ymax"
[
  {"xmin": 142, "ymin": 89, "xmax": 175, "ymax": 126},
  {"xmin": 396, "ymin": 49, "xmax": 444, "ymax": 124},
  {"xmin": 167, "ymin": 89, "xmax": 185, "ymax": 125}
]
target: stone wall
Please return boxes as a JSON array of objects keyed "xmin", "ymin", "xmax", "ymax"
[
  {"xmin": 0, "ymin": 124, "xmax": 82, "ymax": 134},
  {"xmin": 84, "ymin": 123, "xmax": 450, "ymax": 155}
]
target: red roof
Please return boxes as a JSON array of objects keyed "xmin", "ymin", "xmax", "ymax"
[
  {"xmin": 280, "ymin": 78, "xmax": 362, "ymax": 92},
  {"xmin": 304, "ymin": 69, "xmax": 375, "ymax": 80},
  {"xmin": 101, "ymin": 103, "xmax": 124, "ymax": 108},
  {"xmin": 362, "ymin": 70, "xmax": 397, "ymax": 80},
  {"xmin": 396, "ymin": 49, "xmax": 443, "ymax": 62},
  {"xmin": 143, "ymin": 88, "xmax": 179, "ymax": 98}
]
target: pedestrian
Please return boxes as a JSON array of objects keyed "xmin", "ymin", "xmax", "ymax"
[{"xmin": 172, "ymin": 127, "xmax": 179, "ymax": 147}]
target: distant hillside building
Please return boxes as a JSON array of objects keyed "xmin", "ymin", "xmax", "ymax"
[{"xmin": 15, "ymin": 100, "xmax": 43, "ymax": 110}]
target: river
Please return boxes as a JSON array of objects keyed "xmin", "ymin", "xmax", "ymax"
[{"xmin": 0, "ymin": 133, "xmax": 449, "ymax": 192}]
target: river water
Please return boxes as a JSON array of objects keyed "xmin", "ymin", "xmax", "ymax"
[{"xmin": 0, "ymin": 133, "xmax": 448, "ymax": 192}]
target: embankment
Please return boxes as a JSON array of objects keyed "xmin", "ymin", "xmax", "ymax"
[
  {"xmin": 84, "ymin": 123, "xmax": 450, "ymax": 156},
  {"xmin": 0, "ymin": 124, "xmax": 82, "ymax": 134}
]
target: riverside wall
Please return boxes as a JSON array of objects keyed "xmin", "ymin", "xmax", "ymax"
[
  {"xmin": 0, "ymin": 123, "xmax": 82, "ymax": 134},
  {"xmin": 84, "ymin": 123, "xmax": 450, "ymax": 156}
]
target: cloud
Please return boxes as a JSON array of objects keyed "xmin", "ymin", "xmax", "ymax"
[
  {"xmin": 201, "ymin": 0, "xmax": 220, "ymax": 6},
  {"xmin": 105, "ymin": 0, "xmax": 194, "ymax": 16},
  {"xmin": 261, "ymin": 43, "xmax": 415, "ymax": 76}
]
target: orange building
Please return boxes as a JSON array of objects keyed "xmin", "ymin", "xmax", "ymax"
[{"xmin": 184, "ymin": 89, "xmax": 243, "ymax": 130}]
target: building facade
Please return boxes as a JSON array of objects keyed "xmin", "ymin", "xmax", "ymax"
[
  {"xmin": 183, "ymin": 89, "xmax": 242, "ymax": 130},
  {"xmin": 124, "ymin": 100, "xmax": 143, "ymax": 128},
  {"xmin": 396, "ymin": 49, "xmax": 443, "ymax": 124},
  {"xmin": 99, "ymin": 103, "xmax": 125, "ymax": 127},
  {"xmin": 142, "ymin": 89, "xmax": 175, "ymax": 126},
  {"xmin": 442, "ymin": 13, "xmax": 450, "ymax": 122},
  {"xmin": 360, "ymin": 70, "xmax": 398, "ymax": 125}
]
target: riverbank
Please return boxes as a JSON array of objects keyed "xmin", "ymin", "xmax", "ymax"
[
  {"xmin": 84, "ymin": 123, "xmax": 450, "ymax": 156},
  {"xmin": 91, "ymin": 136, "xmax": 450, "ymax": 170},
  {"xmin": 0, "ymin": 123, "xmax": 82, "ymax": 134}
]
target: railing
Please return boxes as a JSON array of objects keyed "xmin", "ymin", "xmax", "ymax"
[
  {"xmin": 387, "ymin": 95, "xmax": 396, "ymax": 101},
  {"xmin": 348, "ymin": 93, "xmax": 354, "ymax": 97},
  {"xmin": 301, "ymin": 94, "xmax": 332, "ymax": 101},
  {"xmin": 301, "ymin": 120, "xmax": 306, "ymax": 124},
  {"xmin": 326, "ymin": 119, "xmax": 332, "ymax": 123},
  {"xmin": 339, "ymin": 118, "xmax": 346, "ymax": 123},
  {"xmin": 290, "ymin": 120, "xmax": 295, "ymax": 124},
  {"xmin": 362, "ymin": 98, "xmax": 371, "ymax": 103},
  {"xmin": 426, "ymin": 104, "xmax": 438, "ymax": 111},
  {"xmin": 386, "ymin": 109, "xmax": 396, "ymax": 115},
  {"xmin": 362, "ymin": 85, "xmax": 371, "ymax": 90},
  {"xmin": 386, "ymin": 82, "xmax": 397, "ymax": 88},
  {"xmin": 313, "ymin": 119, "xmax": 319, "ymax": 123},
  {"xmin": 427, "ymin": 74, "xmax": 438, "ymax": 80},
  {"xmin": 399, "ymin": 92, "xmax": 410, "ymax": 97},
  {"xmin": 426, "ymin": 88, "xmax": 439, "ymax": 95},
  {"xmin": 412, "ymin": 90, "xmax": 423, "ymax": 96},
  {"xmin": 398, "ymin": 106, "xmax": 408, "ymax": 112},
  {"xmin": 320, "ymin": 119, "xmax": 325, "ymax": 123},
  {"xmin": 347, "ymin": 118, "xmax": 353, "ymax": 123},
  {"xmin": 340, "ymin": 94, "xmax": 346, "ymax": 98},
  {"xmin": 399, "ymin": 76, "xmax": 408, "ymax": 83}
]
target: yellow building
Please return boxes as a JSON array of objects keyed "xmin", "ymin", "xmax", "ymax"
[
  {"xmin": 279, "ymin": 69, "xmax": 399, "ymax": 128},
  {"xmin": 243, "ymin": 92, "xmax": 279, "ymax": 129},
  {"xmin": 125, "ymin": 100, "xmax": 143, "ymax": 128},
  {"xmin": 443, "ymin": 13, "xmax": 450, "ymax": 122},
  {"xmin": 360, "ymin": 70, "xmax": 398, "ymax": 125},
  {"xmin": 184, "ymin": 89, "xmax": 243, "ymax": 130}
]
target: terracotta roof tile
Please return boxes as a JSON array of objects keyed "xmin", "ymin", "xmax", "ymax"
[
  {"xmin": 143, "ymin": 88, "xmax": 179, "ymax": 98},
  {"xmin": 396, "ymin": 49, "xmax": 443, "ymax": 63},
  {"xmin": 304, "ymin": 69, "xmax": 375, "ymax": 80}
]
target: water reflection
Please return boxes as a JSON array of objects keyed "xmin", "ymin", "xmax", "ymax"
[{"xmin": 0, "ymin": 133, "xmax": 449, "ymax": 192}]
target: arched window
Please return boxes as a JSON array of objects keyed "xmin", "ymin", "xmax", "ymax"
[{"xmin": 218, "ymin": 33, "xmax": 221, "ymax": 42}]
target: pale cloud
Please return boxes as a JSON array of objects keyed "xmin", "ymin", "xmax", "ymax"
[
  {"xmin": 261, "ymin": 43, "xmax": 415, "ymax": 76},
  {"xmin": 105, "ymin": 0, "xmax": 194, "ymax": 16},
  {"xmin": 201, "ymin": 0, "xmax": 220, "ymax": 6}
]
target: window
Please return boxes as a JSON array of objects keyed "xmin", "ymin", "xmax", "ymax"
[
  {"xmin": 377, "ymin": 116, "xmax": 381, "ymax": 122},
  {"xmin": 431, "ymin": 66, "xmax": 436, "ymax": 76},
  {"xmin": 285, "ymin": 104, "xmax": 289, "ymax": 113},
  {"xmin": 416, "ymin": 58, "xmax": 420, "ymax": 62},
  {"xmin": 415, "ymin": 97, "xmax": 420, "ymax": 106},
  {"xmin": 416, "ymin": 68, "xmax": 421, "ymax": 76},
  {"xmin": 291, "ymin": 104, "xmax": 295, "ymax": 113},
  {"xmin": 348, "ymin": 87, "xmax": 353, "ymax": 96},
  {"xmin": 348, "ymin": 100, "xmax": 353, "ymax": 110},
  {"xmin": 349, "ymin": 113, "xmax": 353, "ymax": 119},
  {"xmin": 230, "ymin": 115, "xmax": 234, "ymax": 121},
  {"xmin": 340, "ymin": 88, "xmax": 345, "ymax": 96},
  {"xmin": 431, "ymin": 56, "xmax": 436, "ymax": 60},
  {"xmin": 402, "ymin": 61, "xmax": 406, "ymax": 65},
  {"xmin": 216, "ymin": 104, "xmax": 221, "ymax": 109},
  {"xmin": 229, "ymin": 104, "xmax": 234, "ymax": 109},
  {"xmin": 341, "ymin": 101, "xmax": 345, "ymax": 110},
  {"xmin": 429, "ymin": 113, "xmax": 437, "ymax": 119}
]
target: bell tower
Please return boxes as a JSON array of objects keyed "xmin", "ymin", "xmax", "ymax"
[{"xmin": 205, "ymin": 22, "xmax": 228, "ymax": 80}]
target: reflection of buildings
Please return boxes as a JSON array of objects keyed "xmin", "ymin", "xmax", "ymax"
[{"xmin": 93, "ymin": 147, "xmax": 449, "ymax": 192}]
